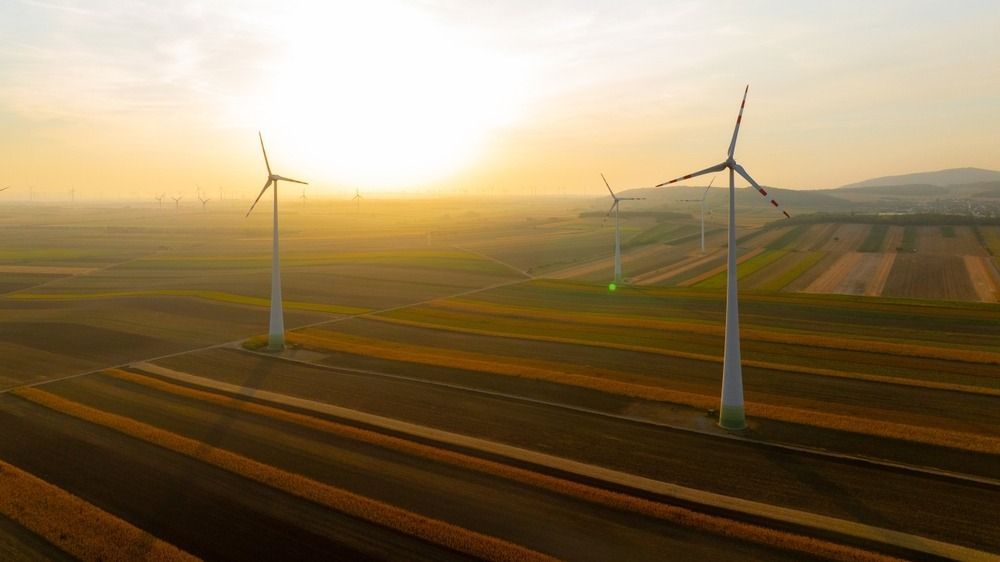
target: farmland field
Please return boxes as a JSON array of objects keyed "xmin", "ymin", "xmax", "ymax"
[{"xmin": 0, "ymin": 202, "xmax": 998, "ymax": 560}]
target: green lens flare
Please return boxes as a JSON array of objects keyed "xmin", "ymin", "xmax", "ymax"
[{"xmin": 608, "ymin": 283, "xmax": 617, "ymax": 292}]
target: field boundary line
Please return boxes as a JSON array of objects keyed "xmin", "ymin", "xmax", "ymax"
[
  {"xmin": 127, "ymin": 362, "xmax": 997, "ymax": 562},
  {"xmin": 106, "ymin": 367, "xmax": 897, "ymax": 562},
  {"xmin": 12, "ymin": 387, "xmax": 557, "ymax": 562},
  {"xmin": 451, "ymin": 246, "xmax": 533, "ymax": 279},
  {"xmin": 0, "ymin": 459, "xmax": 198, "ymax": 562}
]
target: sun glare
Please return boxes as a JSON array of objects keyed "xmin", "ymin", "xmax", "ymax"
[{"xmin": 234, "ymin": 2, "xmax": 529, "ymax": 191}]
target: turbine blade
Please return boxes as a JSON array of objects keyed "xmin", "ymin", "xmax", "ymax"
[
  {"xmin": 275, "ymin": 175, "xmax": 308, "ymax": 185},
  {"xmin": 701, "ymin": 177, "xmax": 715, "ymax": 200},
  {"xmin": 0, "ymin": 186, "xmax": 9, "ymax": 193},
  {"xmin": 655, "ymin": 162, "xmax": 727, "ymax": 187},
  {"xmin": 728, "ymin": 85, "xmax": 749, "ymax": 159},
  {"xmin": 605, "ymin": 200, "xmax": 618, "ymax": 217},
  {"xmin": 246, "ymin": 179, "xmax": 273, "ymax": 217},
  {"xmin": 258, "ymin": 131, "xmax": 272, "ymax": 176},
  {"xmin": 601, "ymin": 173, "xmax": 616, "ymax": 198},
  {"xmin": 732, "ymin": 162, "xmax": 790, "ymax": 218}
]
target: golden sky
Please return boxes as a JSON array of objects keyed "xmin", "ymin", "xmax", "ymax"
[{"xmin": 1, "ymin": 1, "xmax": 998, "ymax": 198}]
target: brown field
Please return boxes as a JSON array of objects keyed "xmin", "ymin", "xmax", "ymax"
[
  {"xmin": 803, "ymin": 253, "xmax": 863, "ymax": 293},
  {"xmin": 148, "ymin": 348, "xmax": 1000, "ymax": 553},
  {"xmin": 882, "ymin": 254, "xmax": 979, "ymax": 301},
  {"xmin": 819, "ymin": 224, "xmax": 871, "ymax": 252},
  {"xmin": 631, "ymin": 248, "xmax": 726, "ymax": 285},
  {"xmin": 880, "ymin": 226, "xmax": 904, "ymax": 252},
  {"xmin": 917, "ymin": 226, "xmax": 986, "ymax": 256},
  {"xmin": 964, "ymin": 255, "xmax": 1000, "ymax": 302},
  {"xmin": 790, "ymin": 224, "xmax": 839, "ymax": 251},
  {"xmin": 864, "ymin": 253, "xmax": 896, "ymax": 296},
  {"xmin": 678, "ymin": 247, "xmax": 766, "ymax": 287},
  {"xmin": 833, "ymin": 253, "xmax": 884, "ymax": 295}
]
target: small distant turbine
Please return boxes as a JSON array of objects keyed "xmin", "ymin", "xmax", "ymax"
[
  {"xmin": 246, "ymin": 131, "xmax": 307, "ymax": 351},
  {"xmin": 199, "ymin": 195, "xmax": 210, "ymax": 211},
  {"xmin": 70, "ymin": 188, "xmax": 76, "ymax": 205},
  {"xmin": 352, "ymin": 187, "xmax": 363, "ymax": 211},
  {"xmin": 155, "ymin": 193, "xmax": 165, "ymax": 209},
  {"xmin": 655, "ymin": 85, "xmax": 790, "ymax": 431},
  {"xmin": 172, "ymin": 195, "xmax": 183, "ymax": 210},
  {"xmin": 677, "ymin": 177, "xmax": 716, "ymax": 254},
  {"xmin": 602, "ymin": 174, "xmax": 645, "ymax": 286},
  {"xmin": 300, "ymin": 187, "xmax": 307, "ymax": 203}
]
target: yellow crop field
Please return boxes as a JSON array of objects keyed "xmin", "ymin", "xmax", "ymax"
[{"xmin": 0, "ymin": 459, "xmax": 197, "ymax": 562}]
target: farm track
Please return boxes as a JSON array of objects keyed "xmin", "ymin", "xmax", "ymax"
[{"xmin": 146, "ymin": 348, "xmax": 1000, "ymax": 553}]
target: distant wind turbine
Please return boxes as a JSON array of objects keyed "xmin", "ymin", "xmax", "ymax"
[
  {"xmin": 172, "ymin": 195, "xmax": 182, "ymax": 210},
  {"xmin": 352, "ymin": 187, "xmax": 362, "ymax": 211},
  {"xmin": 246, "ymin": 131, "xmax": 307, "ymax": 351},
  {"xmin": 199, "ymin": 194, "xmax": 210, "ymax": 211},
  {"xmin": 155, "ymin": 193, "xmax": 165, "ymax": 209},
  {"xmin": 602, "ymin": 173, "xmax": 645, "ymax": 287},
  {"xmin": 655, "ymin": 86, "xmax": 790, "ymax": 431},
  {"xmin": 300, "ymin": 187, "xmax": 307, "ymax": 203},
  {"xmin": 677, "ymin": 177, "xmax": 716, "ymax": 253}
]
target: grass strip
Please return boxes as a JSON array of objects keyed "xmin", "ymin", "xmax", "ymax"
[
  {"xmin": 288, "ymin": 329, "xmax": 1000, "ymax": 454},
  {"xmin": 0, "ymin": 459, "xmax": 197, "ymax": 562},
  {"xmin": 106, "ymin": 368, "xmax": 898, "ymax": 562},
  {"xmin": 756, "ymin": 251, "xmax": 827, "ymax": 292},
  {"xmin": 11, "ymin": 387, "xmax": 554, "ymax": 562},
  {"xmin": 5, "ymin": 290, "xmax": 369, "ymax": 315},
  {"xmin": 695, "ymin": 250, "xmax": 789, "ymax": 289},
  {"xmin": 858, "ymin": 225, "xmax": 889, "ymax": 253}
]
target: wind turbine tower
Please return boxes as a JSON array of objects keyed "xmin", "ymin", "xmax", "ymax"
[
  {"xmin": 246, "ymin": 131, "xmax": 307, "ymax": 351},
  {"xmin": 677, "ymin": 177, "xmax": 716, "ymax": 254},
  {"xmin": 156, "ymin": 193, "xmax": 165, "ymax": 209},
  {"xmin": 602, "ymin": 174, "xmax": 644, "ymax": 287},
  {"xmin": 655, "ymin": 86, "xmax": 789, "ymax": 430}
]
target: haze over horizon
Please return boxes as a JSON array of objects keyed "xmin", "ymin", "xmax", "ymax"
[{"xmin": 2, "ymin": 0, "xmax": 998, "ymax": 197}]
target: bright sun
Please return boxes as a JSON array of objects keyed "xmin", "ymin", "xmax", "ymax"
[{"xmin": 238, "ymin": 2, "xmax": 528, "ymax": 192}]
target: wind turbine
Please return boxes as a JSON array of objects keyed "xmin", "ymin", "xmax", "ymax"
[
  {"xmin": 655, "ymin": 86, "xmax": 789, "ymax": 430},
  {"xmin": 246, "ymin": 131, "xmax": 307, "ymax": 351},
  {"xmin": 172, "ymin": 195, "xmax": 182, "ymax": 210},
  {"xmin": 155, "ymin": 193, "xmax": 165, "ymax": 209},
  {"xmin": 199, "ymin": 194, "xmax": 210, "ymax": 211},
  {"xmin": 677, "ymin": 177, "xmax": 716, "ymax": 254},
  {"xmin": 70, "ymin": 188, "xmax": 76, "ymax": 205},
  {"xmin": 300, "ymin": 188, "xmax": 307, "ymax": 203},
  {"xmin": 602, "ymin": 174, "xmax": 645, "ymax": 287},
  {"xmin": 352, "ymin": 187, "xmax": 363, "ymax": 211}
]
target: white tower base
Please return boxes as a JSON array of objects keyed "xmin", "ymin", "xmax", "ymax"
[
  {"xmin": 719, "ymin": 167, "xmax": 746, "ymax": 430},
  {"xmin": 267, "ymin": 183, "xmax": 285, "ymax": 351}
]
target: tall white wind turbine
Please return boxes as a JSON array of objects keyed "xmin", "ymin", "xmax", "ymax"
[
  {"xmin": 352, "ymin": 187, "xmax": 363, "ymax": 212},
  {"xmin": 602, "ymin": 174, "xmax": 645, "ymax": 286},
  {"xmin": 678, "ymin": 177, "xmax": 716, "ymax": 254},
  {"xmin": 246, "ymin": 131, "xmax": 307, "ymax": 351},
  {"xmin": 656, "ymin": 86, "xmax": 789, "ymax": 430}
]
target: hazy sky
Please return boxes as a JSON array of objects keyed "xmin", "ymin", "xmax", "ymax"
[{"xmin": 1, "ymin": 0, "xmax": 998, "ymax": 197}]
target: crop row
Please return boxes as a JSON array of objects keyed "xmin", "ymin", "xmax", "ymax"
[
  {"xmin": 106, "ymin": 368, "xmax": 895, "ymax": 562},
  {"xmin": 0, "ymin": 459, "xmax": 196, "ymax": 562},
  {"xmin": 12, "ymin": 386, "xmax": 553, "ymax": 562}
]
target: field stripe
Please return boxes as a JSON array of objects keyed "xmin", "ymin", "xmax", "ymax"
[
  {"xmin": 11, "ymin": 388, "xmax": 555, "ymax": 562},
  {"xmin": 288, "ymin": 329, "xmax": 1000, "ymax": 454},
  {"xmin": 679, "ymin": 247, "xmax": 766, "ymax": 287},
  {"xmin": 864, "ymin": 254, "xmax": 896, "ymax": 297},
  {"xmin": 102, "ymin": 368, "xmax": 900, "ymax": 562},
  {"xmin": 964, "ymin": 256, "xmax": 1000, "ymax": 303},
  {"xmin": 804, "ymin": 253, "xmax": 862, "ymax": 293},
  {"xmin": 0, "ymin": 459, "xmax": 198, "ymax": 562},
  {"xmin": 4, "ymin": 290, "xmax": 369, "ymax": 315},
  {"xmin": 368, "ymin": 314, "xmax": 1000, "ymax": 398},
  {"xmin": 427, "ymin": 298, "xmax": 1000, "ymax": 365}
]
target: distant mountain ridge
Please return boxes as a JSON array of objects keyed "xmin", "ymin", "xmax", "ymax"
[{"xmin": 839, "ymin": 167, "xmax": 1000, "ymax": 189}]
